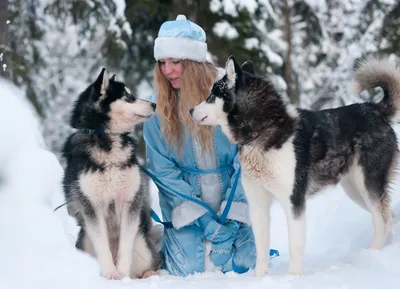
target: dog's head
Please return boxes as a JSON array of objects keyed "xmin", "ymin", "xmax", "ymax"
[
  {"xmin": 190, "ymin": 56, "xmax": 287, "ymax": 144},
  {"xmin": 189, "ymin": 56, "xmax": 261, "ymax": 142},
  {"xmin": 189, "ymin": 56, "xmax": 255, "ymax": 125},
  {"xmin": 70, "ymin": 68, "xmax": 156, "ymax": 133}
]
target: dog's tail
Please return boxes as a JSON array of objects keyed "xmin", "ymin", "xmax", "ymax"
[{"xmin": 354, "ymin": 57, "xmax": 400, "ymax": 120}]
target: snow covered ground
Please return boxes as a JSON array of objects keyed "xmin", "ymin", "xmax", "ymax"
[{"xmin": 1, "ymin": 78, "xmax": 400, "ymax": 289}]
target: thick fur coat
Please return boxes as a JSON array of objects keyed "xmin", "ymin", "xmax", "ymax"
[
  {"xmin": 190, "ymin": 56, "xmax": 400, "ymax": 276},
  {"xmin": 62, "ymin": 69, "xmax": 162, "ymax": 279}
]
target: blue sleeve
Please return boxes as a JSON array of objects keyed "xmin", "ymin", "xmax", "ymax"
[
  {"xmin": 219, "ymin": 152, "xmax": 250, "ymax": 225},
  {"xmin": 143, "ymin": 114, "xmax": 209, "ymax": 229}
]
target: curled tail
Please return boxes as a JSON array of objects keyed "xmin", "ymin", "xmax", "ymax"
[{"xmin": 354, "ymin": 57, "xmax": 400, "ymax": 120}]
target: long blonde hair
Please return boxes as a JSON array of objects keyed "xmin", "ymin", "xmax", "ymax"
[{"xmin": 154, "ymin": 60, "xmax": 218, "ymax": 155}]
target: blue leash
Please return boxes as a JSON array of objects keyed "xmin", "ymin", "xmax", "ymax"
[
  {"xmin": 140, "ymin": 164, "xmax": 238, "ymax": 225},
  {"xmin": 140, "ymin": 166, "xmax": 225, "ymax": 222},
  {"xmin": 177, "ymin": 164, "xmax": 238, "ymax": 224},
  {"xmin": 177, "ymin": 164, "xmax": 232, "ymax": 175},
  {"xmin": 150, "ymin": 209, "xmax": 173, "ymax": 229},
  {"xmin": 219, "ymin": 167, "xmax": 240, "ymax": 224}
]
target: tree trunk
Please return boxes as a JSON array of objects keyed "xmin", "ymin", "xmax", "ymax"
[
  {"xmin": 0, "ymin": 0, "xmax": 11, "ymax": 80},
  {"xmin": 283, "ymin": 0, "xmax": 298, "ymax": 103}
]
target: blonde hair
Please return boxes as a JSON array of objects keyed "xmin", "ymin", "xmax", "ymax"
[{"xmin": 154, "ymin": 60, "xmax": 218, "ymax": 155}]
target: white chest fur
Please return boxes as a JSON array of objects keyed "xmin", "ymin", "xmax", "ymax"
[
  {"xmin": 239, "ymin": 137, "xmax": 296, "ymax": 195},
  {"xmin": 79, "ymin": 135, "xmax": 141, "ymax": 213},
  {"xmin": 79, "ymin": 165, "xmax": 141, "ymax": 211}
]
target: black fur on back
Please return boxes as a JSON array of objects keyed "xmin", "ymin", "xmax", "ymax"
[{"xmin": 291, "ymin": 104, "xmax": 397, "ymax": 215}]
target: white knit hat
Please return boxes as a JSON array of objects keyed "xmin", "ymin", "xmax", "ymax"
[{"xmin": 154, "ymin": 14, "xmax": 207, "ymax": 62}]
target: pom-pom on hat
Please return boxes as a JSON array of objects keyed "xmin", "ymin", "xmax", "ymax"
[{"xmin": 154, "ymin": 14, "xmax": 207, "ymax": 62}]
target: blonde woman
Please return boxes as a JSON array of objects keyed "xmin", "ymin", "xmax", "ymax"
[{"xmin": 143, "ymin": 15, "xmax": 277, "ymax": 276}]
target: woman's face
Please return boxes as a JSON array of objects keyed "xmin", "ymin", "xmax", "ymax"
[{"xmin": 159, "ymin": 59, "xmax": 183, "ymax": 89}]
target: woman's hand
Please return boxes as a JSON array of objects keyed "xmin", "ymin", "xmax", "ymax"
[{"xmin": 203, "ymin": 219, "xmax": 240, "ymax": 266}]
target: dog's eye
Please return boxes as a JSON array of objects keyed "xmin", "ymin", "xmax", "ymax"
[
  {"xmin": 206, "ymin": 94, "xmax": 216, "ymax": 104},
  {"xmin": 123, "ymin": 91, "xmax": 135, "ymax": 102}
]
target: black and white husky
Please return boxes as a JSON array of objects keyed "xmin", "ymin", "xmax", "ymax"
[
  {"xmin": 190, "ymin": 56, "xmax": 400, "ymax": 276},
  {"xmin": 61, "ymin": 68, "xmax": 162, "ymax": 279}
]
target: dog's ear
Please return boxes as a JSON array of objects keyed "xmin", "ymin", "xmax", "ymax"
[
  {"xmin": 94, "ymin": 68, "xmax": 109, "ymax": 94},
  {"xmin": 110, "ymin": 74, "xmax": 117, "ymax": 82},
  {"xmin": 93, "ymin": 68, "xmax": 109, "ymax": 103},
  {"xmin": 241, "ymin": 61, "xmax": 255, "ymax": 75},
  {"xmin": 225, "ymin": 55, "xmax": 241, "ymax": 89}
]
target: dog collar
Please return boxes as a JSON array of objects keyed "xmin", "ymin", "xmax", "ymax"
[
  {"xmin": 81, "ymin": 129, "xmax": 105, "ymax": 135},
  {"xmin": 238, "ymin": 120, "xmax": 273, "ymax": 150}
]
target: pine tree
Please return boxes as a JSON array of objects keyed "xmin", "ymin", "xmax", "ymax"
[
  {"xmin": 5, "ymin": 0, "xmax": 400, "ymax": 160},
  {"xmin": 308, "ymin": 0, "xmax": 398, "ymax": 110},
  {"xmin": 6, "ymin": 0, "xmax": 46, "ymax": 117}
]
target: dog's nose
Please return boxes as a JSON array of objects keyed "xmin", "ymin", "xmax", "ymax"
[
  {"xmin": 189, "ymin": 108, "xmax": 194, "ymax": 116},
  {"xmin": 151, "ymin": 102, "xmax": 156, "ymax": 110}
]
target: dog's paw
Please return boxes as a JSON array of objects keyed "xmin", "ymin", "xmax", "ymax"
[
  {"xmin": 287, "ymin": 263, "xmax": 302, "ymax": 276},
  {"xmin": 116, "ymin": 265, "xmax": 130, "ymax": 278},
  {"xmin": 141, "ymin": 270, "xmax": 158, "ymax": 279},
  {"xmin": 102, "ymin": 270, "xmax": 124, "ymax": 280},
  {"xmin": 286, "ymin": 270, "xmax": 301, "ymax": 276},
  {"xmin": 254, "ymin": 264, "xmax": 268, "ymax": 277}
]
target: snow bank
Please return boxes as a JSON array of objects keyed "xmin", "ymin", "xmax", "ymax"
[{"xmin": 0, "ymin": 77, "xmax": 400, "ymax": 289}]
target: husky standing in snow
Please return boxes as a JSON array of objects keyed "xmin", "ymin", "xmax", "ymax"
[
  {"xmin": 190, "ymin": 56, "xmax": 400, "ymax": 276},
  {"xmin": 61, "ymin": 68, "xmax": 162, "ymax": 279}
]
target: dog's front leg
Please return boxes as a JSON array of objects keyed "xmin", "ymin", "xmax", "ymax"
[
  {"xmin": 84, "ymin": 211, "xmax": 122, "ymax": 280},
  {"xmin": 241, "ymin": 174, "xmax": 273, "ymax": 277},
  {"xmin": 281, "ymin": 197, "xmax": 306, "ymax": 275},
  {"xmin": 116, "ymin": 203, "xmax": 140, "ymax": 278}
]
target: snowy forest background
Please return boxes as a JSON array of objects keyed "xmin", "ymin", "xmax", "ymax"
[{"xmin": 1, "ymin": 0, "xmax": 399, "ymax": 161}]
